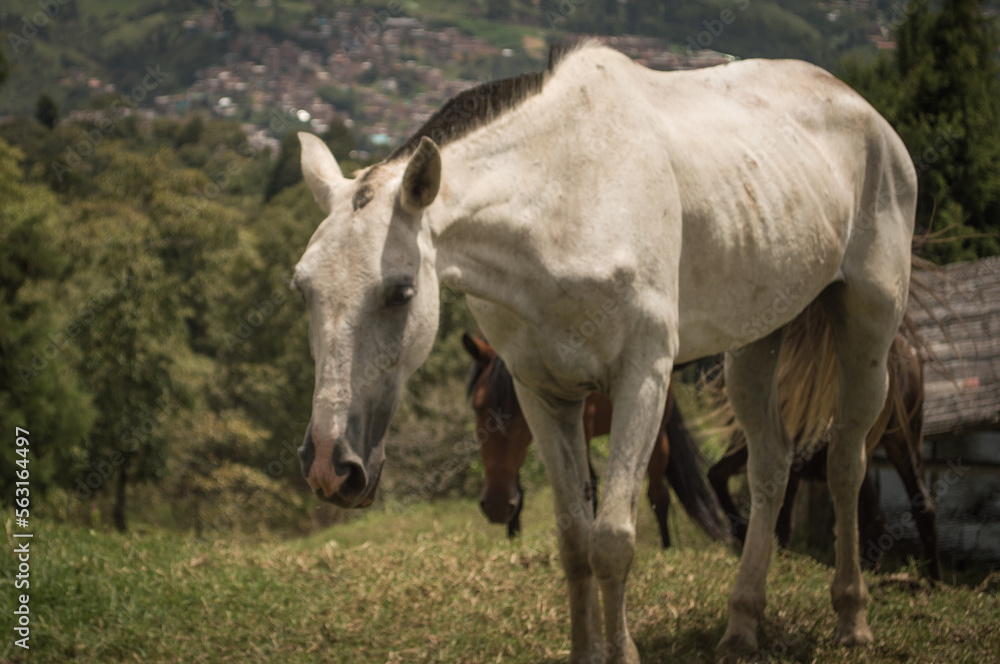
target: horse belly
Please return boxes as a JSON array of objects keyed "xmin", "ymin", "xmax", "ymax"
[{"xmin": 674, "ymin": 188, "xmax": 850, "ymax": 362}]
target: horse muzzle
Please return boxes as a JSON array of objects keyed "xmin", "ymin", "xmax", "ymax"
[
  {"xmin": 479, "ymin": 490, "xmax": 522, "ymax": 525},
  {"xmin": 299, "ymin": 426, "xmax": 382, "ymax": 508}
]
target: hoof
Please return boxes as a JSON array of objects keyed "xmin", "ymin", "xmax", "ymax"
[
  {"xmin": 569, "ymin": 648, "xmax": 600, "ymax": 664},
  {"xmin": 834, "ymin": 622, "xmax": 874, "ymax": 647},
  {"xmin": 569, "ymin": 639, "xmax": 606, "ymax": 664},
  {"xmin": 715, "ymin": 631, "xmax": 758, "ymax": 663},
  {"xmin": 568, "ymin": 638, "xmax": 638, "ymax": 664}
]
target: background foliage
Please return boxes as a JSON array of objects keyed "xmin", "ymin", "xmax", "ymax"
[
  {"xmin": 840, "ymin": 0, "xmax": 1000, "ymax": 262},
  {"xmin": 0, "ymin": 0, "xmax": 998, "ymax": 537},
  {"xmin": 0, "ymin": 106, "xmax": 480, "ymax": 531}
]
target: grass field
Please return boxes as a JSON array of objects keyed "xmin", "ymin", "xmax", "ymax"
[{"xmin": 2, "ymin": 487, "xmax": 999, "ymax": 663}]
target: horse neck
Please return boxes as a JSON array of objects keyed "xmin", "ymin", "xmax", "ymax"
[
  {"xmin": 424, "ymin": 109, "xmax": 565, "ymax": 313},
  {"xmin": 428, "ymin": 157, "xmax": 542, "ymax": 311}
]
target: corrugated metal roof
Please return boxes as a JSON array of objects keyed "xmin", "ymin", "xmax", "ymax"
[{"xmin": 909, "ymin": 256, "xmax": 1000, "ymax": 437}]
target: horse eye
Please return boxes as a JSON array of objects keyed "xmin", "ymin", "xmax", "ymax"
[{"xmin": 386, "ymin": 284, "xmax": 415, "ymax": 307}]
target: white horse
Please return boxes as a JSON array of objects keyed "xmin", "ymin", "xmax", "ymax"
[{"xmin": 292, "ymin": 43, "xmax": 915, "ymax": 662}]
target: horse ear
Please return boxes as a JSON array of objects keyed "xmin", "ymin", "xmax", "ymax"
[
  {"xmin": 462, "ymin": 333, "xmax": 492, "ymax": 366},
  {"xmin": 400, "ymin": 136, "xmax": 441, "ymax": 214},
  {"xmin": 299, "ymin": 132, "xmax": 346, "ymax": 215}
]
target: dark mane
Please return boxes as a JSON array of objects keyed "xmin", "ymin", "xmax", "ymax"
[
  {"xmin": 465, "ymin": 353, "xmax": 521, "ymax": 422},
  {"xmin": 388, "ymin": 73, "xmax": 544, "ymax": 161},
  {"xmin": 387, "ymin": 42, "xmax": 582, "ymax": 162},
  {"xmin": 487, "ymin": 356, "xmax": 519, "ymax": 420}
]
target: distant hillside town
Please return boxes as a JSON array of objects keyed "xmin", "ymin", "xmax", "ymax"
[{"xmin": 66, "ymin": 7, "xmax": 733, "ymax": 159}]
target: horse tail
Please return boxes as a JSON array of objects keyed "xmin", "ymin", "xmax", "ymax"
[
  {"xmin": 772, "ymin": 302, "xmax": 841, "ymax": 456},
  {"xmin": 663, "ymin": 402, "xmax": 733, "ymax": 543},
  {"xmin": 780, "ymin": 258, "xmax": 947, "ymax": 460},
  {"xmin": 699, "ymin": 300, "xmax": 850, "ymax": 472}
]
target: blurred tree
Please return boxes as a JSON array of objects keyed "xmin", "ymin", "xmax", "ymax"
[
  {"xmin": 487, "ymin": 0, "xmax": 512, "ymax": 20},
  {"xmin": 323, "ymin": 121, "xmax": 357, "ymax": 165},
  {"xmin": 0, "ymin": 139, "xmax": 95, "ymax": 502},
  {"xmin": 841, "ymin": 0, "xmax": 1000, "ymax": 261},
  {"xmin": 175, "ymin": 114, "xmax": 206, "ymax": 147},
  {"xmin": 625, "ymin": 0, "xmax": 644, "ymax": 34},
  {"xmin": 34, "ymin": 94, "xmax": 59, "ymax": 130},
  {"xmin": 207, "ymin": 182, "xmax": 317, "ymax": 482},
  {"xmin": 317, "ymin": 85, "xmax": 360, "ymax": 116},
  {"xmin": 0, "ymin": 50, "xmax": 9, "ymax": 88},
  {"xmin": 68, "ymin": 197, "xmax": 184, "ymax": 531},
  {"xmin": 62, "ymin": 144, "xmax": 253, "ymax": 530},
  {"xmin": 0, "ymin": 91, "xmax": 485, "ymax": 531},
  {"xmin": 264, "ymin": 131, "xmax": 307, "ymax": 203}
]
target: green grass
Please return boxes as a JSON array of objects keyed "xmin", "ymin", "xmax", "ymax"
[{"xmin": 2, "ymin": 490, "xmax": 998, "ymax": 663}]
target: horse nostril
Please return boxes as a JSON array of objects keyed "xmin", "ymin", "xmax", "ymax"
[{"xmin": 335, "ymin": 461, "xmax": 367, "ymax": 502}]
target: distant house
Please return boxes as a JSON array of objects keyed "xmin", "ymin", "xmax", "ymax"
[
  {"xmin": 908, "ymin": 256, "xmax": 1000, "ymax": 439},
  {"xmin": 871, "ymin": 256, "xmax": 1000, "ymax": 567},
  {"xmin": 790, "ymin": 257, "xmax": 1000, "ymax": 570}
]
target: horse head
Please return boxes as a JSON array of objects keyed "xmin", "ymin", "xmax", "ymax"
[
  {"xmin": 462, "ymin": 333, "xmax": 528, "ymax": 527},
  {"xmin": 293, "ymin": 133, "xmax": 443, "ymax": 508}
]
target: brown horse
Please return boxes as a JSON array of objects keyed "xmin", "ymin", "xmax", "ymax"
[
  {"xmin": 707, "ymin": 313, "xmax": 942, "ymax": 580},
  {"xmin": 462, "ymin": 333, "xmax": 731, "ymax": 547}
]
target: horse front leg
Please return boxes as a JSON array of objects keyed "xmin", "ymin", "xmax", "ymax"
[
  {"xmin": 775, "ymin": 475, "xmax": 800, "ymax": 549},
  {"xmin": 708, "ymin": 438, "xmax": 750, "ymax": 543},
  {"xmin": 646, "ymin": 427, "xmax": 671, "ymax": 549},
  {"xmin": 507, "ymin": 474, "xmax": 523, "ymax": 539},
  {"xmin": 591, "ymin": 368, "xmax": 672, "ymax": 663},
  {"xmin": 514, "ymin": 386, "xmax": 603, "ymax": 662}
]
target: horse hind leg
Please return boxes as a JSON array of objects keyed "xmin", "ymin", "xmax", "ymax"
[
  {"xmin": 821, "ymin": 277, "xmax": 906, "ymax": 647},
  {"xmin": 717, "ymin": 328, "xmax": 794, "ymax": 656},
  {"xmin": 882, "ymin": 428, "xmax": 941, "ymax": 581}
]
